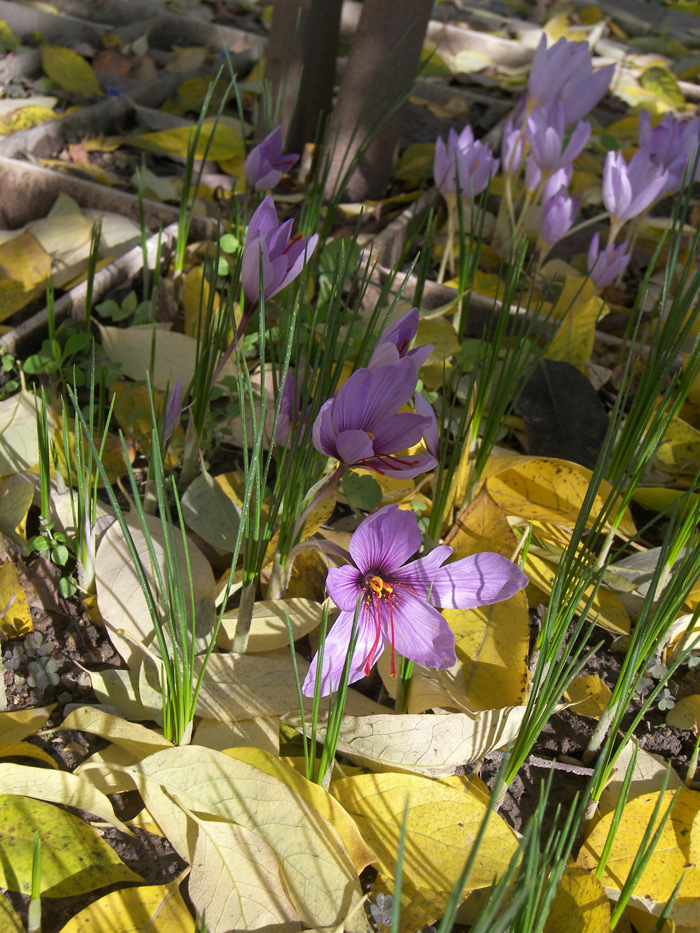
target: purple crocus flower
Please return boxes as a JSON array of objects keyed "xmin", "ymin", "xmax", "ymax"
[
  {"xmin": 369, "ymin": 307, "xmax": 433, "ymax": 369},
  {"xmin": 602, "ymin": 149, "xmax": 669, "ymax": 236},
  {"xmin": 528, "ymin": 35, "xmax": 614, "ymax": 127},
  {"xmin": 433, "ymin": 126, "xmax": 499, "ymax": 199},
  {"xmin": 540, "ymin": 188, "xmax": 578, "ymax": 252},
  {"xmin": 312, "ymin": 357, "xmax": 437, "ymax": 479},
  {"xmin": 241, "ymin": 196, "xmax": 318, "ymax": 309},
  {"xmin": 244, "ymin": 126, "xmax": 299, "ymax": 192},
  {"xmin": 587, "ymin": 231, "xmax": 631, "ymax": 289},
  {"xmin": 638, "ymin": 110, "xmax": 700, "ymax": 196},
  {"xmin": 302, "ymin": 504, "xmax": 528, "ymax": 696},
  {"xmin": 526, "ymin": 103, "xmax": 590, "ymax": 178}
]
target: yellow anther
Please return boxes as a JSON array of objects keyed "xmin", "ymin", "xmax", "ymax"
[{"xmin": 369, "ymin": 576, "xmax": 393, "ymax": 597}]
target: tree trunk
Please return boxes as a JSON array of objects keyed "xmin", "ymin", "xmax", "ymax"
[
  {"xmin": 323, "ymin": 0, "xmax": 433, "ymax": 201},
  {"xmin": 262, "ymin": 0, "xmax": 343, "ymax": 153}
]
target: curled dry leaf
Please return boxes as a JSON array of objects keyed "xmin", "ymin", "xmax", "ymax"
[
  {"xmin": 217, "ymin": 598, "xmax": 324, "ymax": 652},
  {"xmin": 331, "ymin": 771, "xmax": 519, "ymax": 931},
  {"xmin": 183, "ymin": 803, "xmax": 302, "ymax": 933},
  {"xmin": 0, "ymin": 762, "xmax": 130, "ymax": 832},
  {"xmin": 579, "ymin": 787, "xmax": 700, "ymax": 928},
  {"xmin": 305, "ymin": 708, "xmax": 529, "ymax": 777},
  {"xmin": 121, "ymin": 746, "xmax": 370, "ymax": 932},
  {"xmin": 223, "ymin": 747, "xmax": 376, "ymax": 874},
  {"xmin": 482, "ymin": 455, "xmax": 637, "ymax": 537},
  {"xmin": 195, "ymin": 650, "xmax": 386, "ymax": 722}
]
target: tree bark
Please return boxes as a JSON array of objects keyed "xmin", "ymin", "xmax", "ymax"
[
  {"xmin": 262, "ymin": 0, "xmax": 343, "ymax": 153},
  {"xmin": 323, "ymin": 0, "xmax": 433, "ymax": 201}
]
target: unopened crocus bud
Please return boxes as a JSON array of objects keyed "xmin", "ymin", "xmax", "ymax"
[
  {"xmin": 540, "ymin": 188, "xmax": 578, "ymax": 252},
  {"xmin": 587, "ymin": 231, "xmax": 631, "ymax": 289},
  {"xmin": 244, "ymin": 126, "xmax": 299, "ymax": 192},
  {"xmin": 241, "ymin": 196, "xmax": 318, "ymax": 309}
]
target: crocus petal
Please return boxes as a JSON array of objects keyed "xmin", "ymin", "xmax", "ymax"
[
  {"xmin": 348, "ymin": 504, "xmax": 421, "ymax": 574},
  {"xmin": 331, "ymin": 360, "xmax": 418, "ymax": 435},
  {"xmin": 383, "ymin": 590, "xmax": 457, "ymax": 670},
  {"xmin": 370, "ymin": 412, "xmax": 431, "ymax": 454},
  {"xmin": 326, "ymin": 564, "xmax": 365, "ymax": 612},
  {"xmin": 407, "ymin": 344, "xmax": 434, "ymax": 368},
  {"xmin": 301, "ymin": 609, "xmax": 379, "ymax": 696},
  {"xmin": 335, "ymin": 429, "xmax": 376, "ymax": 465},
  {"xmin": 427, "ymin": 552, "xmax": 529, "ymax": 609},
  {"xmin": 362, "ymin": 453, "xmax": 438, "ymax": 479},
  {"xmin": 313, "ymin": 397, "xmax": 338, "ymax": 457},
  {"xmin": 247, "ymin": 196, "xmax": 279, "ymax": 239},
  {"xmin": 414, "ymin": 393, "xmax": 439, "ymax": 459},
  {"xmin": 391, "ymin": 545, "xmax": 453, "ymax": 601}
]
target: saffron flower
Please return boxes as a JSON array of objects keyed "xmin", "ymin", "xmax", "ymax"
[
  {"xmin": 540, "ymin": 188, "xmax": 578, "ymax": 253},
  {"xmin": 244, "ymin": 126, "xmax": 299, "ymax": 192},
  {"xmin": 433, "ymin": 125, "xmax": 499, "ymax": 199},
  {"xmin": 602, "ymin": 149, "xmax": 669, "ymax": 238},
  {"xmin": 302, "ymin": 504, "xmax": 528, "ymax": 696},
  {"xmin": 241, "ymin": 196, "xmax": 318, "ymax": 310},
  {"xmin": 369, "ymin": 307, "xmax": 433, "ymax": 370},
  {"xmin": 587, "ymin": 231, "xmax": 631, "ymax": 289},
  {"xmin": 312, "ymin": 357, "xmax": 437, "ymax": 479},
  {"xmin": 528, "ymin": 35, "xmax": 614, "ymax": 127}
]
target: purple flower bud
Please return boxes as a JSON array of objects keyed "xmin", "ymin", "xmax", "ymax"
[
  {"xmin": 240, "ymin": 196, "xmax": 318, "ymax": 308},
  {"xmin": 540, "ymin": 188, "xmax": 578, "ymax": 251},
  {"xmin": 369, "ymin": 307, "xmax": 433, "ymax": 370},
  {"xmin": 587, "ymin": 231, "xmax": 631, "ymax": 289},
  {"xmin": 602, "ymin": 149, "xmax": 669, "ymax": 228},
  {"xmin": 528, "ymin": 35, "xmax": 614, "ymax": 127},
  {"xmin": 244, "ymin": 126, "xmax": 299, "ymax": 192},
  {"xmin": 302, "ymin": 504, "xmax": 528, "ymax": 696},
  {"xmin": 434, "ymin": 126, "xmax": 499, "ymax": 199}
]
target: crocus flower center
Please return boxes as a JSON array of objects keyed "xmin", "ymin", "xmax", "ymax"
[{"xmin": 362, "ymin": 573, "xmax": 418, "ymax": 677}]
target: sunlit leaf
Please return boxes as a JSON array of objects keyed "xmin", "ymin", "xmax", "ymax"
[
  {"xmin": 0, "ymin": 795, "xmax": 140, "ymax": 896},
  {"xmin": 41, "ymin": 46, "xmax": 104, "ymax": 97},
  {"xmin": 58, "ymin": 881, "xmax": 193, "ymax": 932},
  {"xmin": 331, "ymin": 772, "xmax": 519, "ymax": 930}
]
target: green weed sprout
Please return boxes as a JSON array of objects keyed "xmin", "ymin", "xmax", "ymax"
[{"xmin": 67, "ymin": 372, "xmax": 249, "ymax": 745}]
